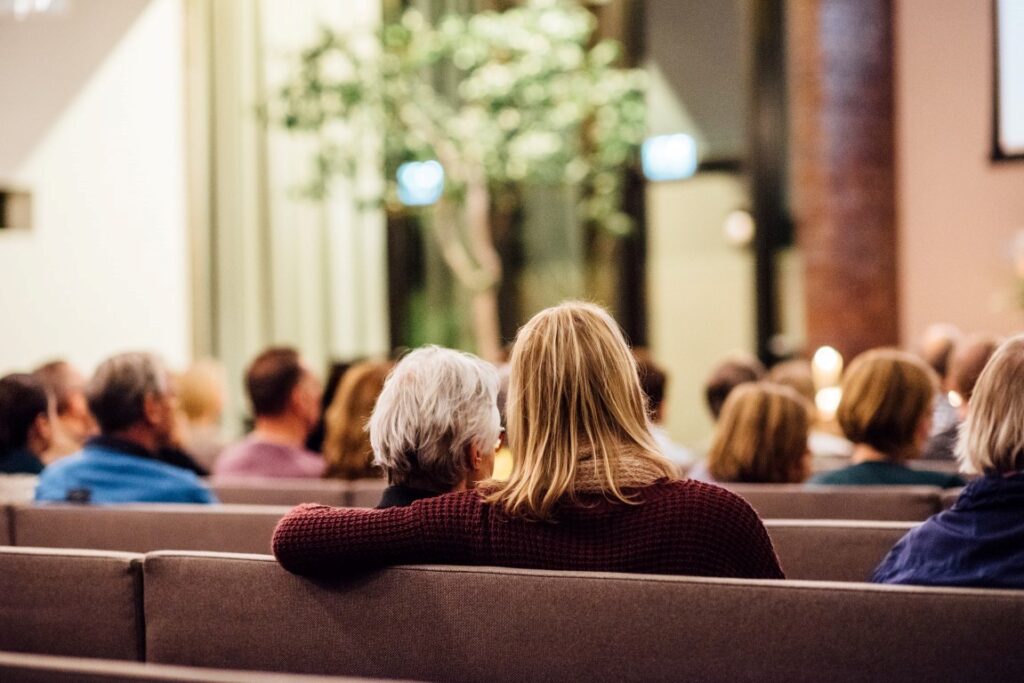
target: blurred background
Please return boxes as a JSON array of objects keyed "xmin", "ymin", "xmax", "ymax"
[{"xmin": 1, "ymin": 0, "xmax": 1022, "ymax": 449}]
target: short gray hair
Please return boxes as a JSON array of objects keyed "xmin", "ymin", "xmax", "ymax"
[
  {"xmin": 87, "ymin": 352, "xmax": 169, "ymax": 434},
  {"xmin": 958, "ymin": 335, "xmax": 1024, "ymax": 475},
  {"xmin": 369, "ymin": 346, "xmax": 500, "ymax": 491}
]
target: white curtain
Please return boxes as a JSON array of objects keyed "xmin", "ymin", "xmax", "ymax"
[{"xmin": 185, "ymin": 0, "xmax": 388, "ymax": 433}]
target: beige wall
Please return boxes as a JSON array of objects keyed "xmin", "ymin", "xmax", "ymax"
[
  {"xmin": 897, "ymin": 0, "xmax": 1024, "ymax": 343},
  {"xmin": 0, "ymin": 0, "xmax": 189, "ymax": 374},
  {"xmin": 647, "ymin": 175, "xmax": 755, "ymax": 448}
]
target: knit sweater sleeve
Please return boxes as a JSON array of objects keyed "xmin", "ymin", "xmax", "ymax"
[{"xmin": 272, "ymin": 493, "xmax": 482, "ymax": 577}]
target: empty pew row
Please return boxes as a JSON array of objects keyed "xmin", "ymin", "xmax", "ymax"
[
  {"xmin": 1, "ymin": 547, "xmax": 1022, "ymax": 682},
  {"xmin": 3, "ymin": 503, "xmax": 914, "ymax": 582}
]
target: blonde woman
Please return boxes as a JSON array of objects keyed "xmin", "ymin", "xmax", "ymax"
[
  {"xmin": 273, "ymin": 302, "xmax": 783, "ymax": 579},
  {"xmin": 322, "ymin": 360, "xmax": 393, "ymax": 480},
  {"xmin": 808, "ymin": 349, "xmax": 964, "ymax": 488},
  {"xmin": 873, "ymin": 335, "xmax": 1024, "ymax": 587},
  {"xmin": 694, "ymin": 383, "xmax": 811, "ymax": 484}
]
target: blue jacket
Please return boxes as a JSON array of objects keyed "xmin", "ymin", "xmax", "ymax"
[
  {"xmin": 35, "ymin": 437, "xmax": 217, "ymax": 504},
  {"xmin": 872, "ymin": 473, "xmax": 1024, "ymax": 588}
]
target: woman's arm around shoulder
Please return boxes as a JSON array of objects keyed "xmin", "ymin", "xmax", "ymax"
[{"xmin": 272, "ymin": 491, "xmax": 485, "ymax": 577}]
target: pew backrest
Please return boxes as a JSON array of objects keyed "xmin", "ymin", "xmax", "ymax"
[
  {"xmin": 765, "ymin": 520, "xmax": 914, "ymax": 581},
  {"xmin": 12, "ymin": 504, "xmax": 290, "ymax": 554},
  {"xmin": 346, "ymin": 479, "xmax": 388, "ymax": 508},
  {"xmin": 0, "ymin": 651, "xmax": 377, "ymax": 683},
  {"xmin": 142, "ymin": 552, "xmax": 1024, "ymax": 682},
  {"xmin": 210, "ymin": 478, "xmax": 348, "ymax": 507},
  {"xmin": 724, "ymin": 484, "xmax": 942, "ymax": 520},
  {"xmin": 0, "ymin": 547, "xmax": 144, "ymax": 661},
  {"xmin": 0, "ymin": 503, "xmax": 11, "ymax": 546}
]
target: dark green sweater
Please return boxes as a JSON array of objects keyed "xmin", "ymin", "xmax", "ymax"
[{"xmin": 808, "ymin": 460, "xmax": 964, "ymax": 488}]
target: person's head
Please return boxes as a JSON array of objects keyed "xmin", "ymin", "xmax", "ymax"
[
  {"xmin": 918, "ymin": 323, "xmax": 962, "ymax": 385},
  {"xmin": 837, "ymin": 349, "xmax": 938, "ymax": 461},
  {"xmin": 486, "ymin": 301, "xmax": 677, "ymax": 520},
  {"xmin": 0, "ymin": 373, "xmax": 53, "ymax": 456},
  {"xmin": 370, "ymin": 346, "xmax": 500, "ymax": 493},
  {"xmin": 634, "ymin": 350, "xmax": 668, "ymax": 424},
  {"xmin": 87, "ymin": 353, "xmax": 177, "ymax": 450},
  {"xmin": 766, "ymin": 359, "xmax": 816, "ymax": 404},
  {"xmin": 704, "ymin": 352, "xmax": 766, "ymax": 421},
  {"xmin": 245, "ymin": 347, "xmax": 322, "ymax": 433},
  {"xmin": 707, "ymin": 382, "xmax": 811, "ymax": 483},
  {"xmin": 32, "ymin": 360, "xmax": 97, "ymax": 444},
  {"xmin": 948, "ymin": 334, "xmax": 1002, "ymax": 414},
  {"xmin": 176, "ymin": 360, "xmax": 226, "ymax": 425},
  {"xmin": 958, "ymin": 335, "xmax": 1024, "ymax": 475},
  {"xmin": 323, "ymin": 360, "xmax": 393, "ymax": 479}
]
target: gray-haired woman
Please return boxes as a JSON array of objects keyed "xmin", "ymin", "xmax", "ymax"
[{"xmin": 369, "ymin": 345, "xmax": 501, "ymax": 508}]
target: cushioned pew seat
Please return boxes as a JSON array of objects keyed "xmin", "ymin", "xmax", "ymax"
[
  {"xmin": 724, "ymin": 484, "xmax": 941, "ymax": 520},
  {"xmin": 0, "ymin": 651, "xmax": 384, "ymax": 683},
  {"xmin": 143, "ymin": 552, "xmax": 1024, "ymax": 682},
  {"xmin": 764, "ymin": 520, "xmax": 915, "ymax": 581},
  {"xmin": 12, "ymin": 504, "xmax": 289, "ymax": 554},
  {"xmin": 0, "ymin": 547, "xmax": 143, "ymax": 660}
]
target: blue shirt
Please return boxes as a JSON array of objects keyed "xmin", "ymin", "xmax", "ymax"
[
  {"xmin": 35, "ymin": 438, "xmax": 217, "ymax": 504},
  {"xmin": 871, "ymin": 473, "xmax": 1024, "ymax": 588}
]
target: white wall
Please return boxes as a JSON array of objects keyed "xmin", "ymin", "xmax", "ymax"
[
  {"xmin": 897, "ymin": 0, "xmax": 1024, "ymax": 342},
  {"xmin": 0, "ymin": 0, "xmax": 189, "ymax": 374}
]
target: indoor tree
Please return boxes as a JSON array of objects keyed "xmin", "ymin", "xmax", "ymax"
[{"xmin": 277, "ymin": 0, "xmax": 646, "ymax": 360}]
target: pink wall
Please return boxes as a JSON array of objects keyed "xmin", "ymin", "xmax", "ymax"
[{"xmin": 896, "ymin": 0, "xmax": 1024, "ymax": 343}]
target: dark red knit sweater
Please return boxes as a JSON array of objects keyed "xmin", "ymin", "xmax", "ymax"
[{"xmin": 272, "ymin": 479, "xmax": 784, "ymax": 580}]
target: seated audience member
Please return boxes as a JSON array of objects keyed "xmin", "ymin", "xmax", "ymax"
[
  {"xmin": 32, "ymin": 360, "xmax": 97, "ymax": 463},
  {"xmin": 767, "ymin": 358, "xmax": 853, "ymax": 459},
  {"xmin": 0, "ymin": 374, "xmax": 52, "ymax": 474},
  {"xmin": 921, "ymin": 334, "xmax": 1001, "ymax": 461},
  {"xmin": 873, "ymin": 335, "xmax": 1024, "ymax": 588},
  {"xmin": 807, "ymin": 349, "xmax": 964, "ymax": 488},
  {"xmin": 322, "ymin": 359, "xmax": 393, "ymax": 480},
  {"xmin": 368, "ymin": 346, "xmax": 500, "ymax": 507},
  {"xmin": 634, "ymin": 352, "xmax": 695, "ymax": 472},
  {"xmin": 35, "ymin": 353, "xmax": 217, "ymax": 503},
  {"xmin": 690, "ymin": 383, "xmax": 810, "ymax": 484},
  {"xmin": 306, "ymin": 360, "xmax": 356, "ymax": 453},
  {"xmin": 214, "ymin": 347, "xmax": 324, "ymax": 478},
  {"xmin": 273, "ymin": 302, "xmax": 784, "ymax": 580},
  {"xmin": 704, "ymin": 352, "xmax": 765, "ymax": 422},
  {"xmin": 175, "ymin": 360, "xmax": 228, "ymax": 471},
  {"xmin": 918, "ymin": 323, "xmax": 962, "ymax": 437}
]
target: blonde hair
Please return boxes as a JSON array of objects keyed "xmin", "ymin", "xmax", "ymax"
[
  {"xmin": 176, "ymin": 360, "xmax": 225, "ymax": 423},
  {"xmin": 482, "ymin": 301, "xmax": 678, "ymax": 520},
  {"xmin": 707, "ymin": 382, "xmax": 811, "ymax": 483},
  {"xmin": 837, "ymin": 348, "xmax": 937, "ymax": 461},
  {"xmin": 323, "ymin": 360, "xmax": 393, "ymax": 480},
  {"xmin": 957, "ymin": 335, "xmax": 1024, "ymax": 475}
]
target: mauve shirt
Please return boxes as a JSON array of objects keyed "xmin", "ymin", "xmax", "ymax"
[{"xmin": 213, "ymin": 436, "xmax": 325, "ymax": 478}]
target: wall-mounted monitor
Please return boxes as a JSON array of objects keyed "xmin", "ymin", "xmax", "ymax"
[{"xmin": 994, "ymin": 0, "xmax": 1024, "ymax": 159}]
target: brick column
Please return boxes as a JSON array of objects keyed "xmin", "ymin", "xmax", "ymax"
[{"xmin": 788, "ymin": 0, "xmax": 899, "ymax": 360}]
